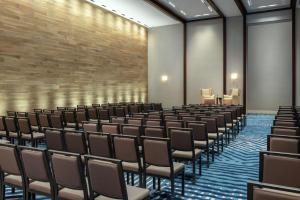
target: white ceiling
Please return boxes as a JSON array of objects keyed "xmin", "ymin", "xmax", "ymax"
[
  {"xmin": 242, "ymin": 0, "xmax": 291, "ymax": 12},
  {"xmin": 156, "ymin": 0, "xmax": 218, "ymax": 20},
  {"xmin": 214, "ymin": 0, "xmax": 242, "ymax": 17},
  {"xmin": 86, "ymin": 0, "xmax": 180, "ymax": 27}
]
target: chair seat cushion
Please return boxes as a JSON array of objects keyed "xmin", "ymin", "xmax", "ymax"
[
  {"xmin": 122, "ymin": 162, "xmax": 141, "ymax": 173},
  {"xmin": 226, "ymin": 123, "xmax": 233, "ymax": 127},
  {"xmin": 172, "ymin": 149, "xmax": 202, "ymax": 159},
  {"xmin": 95, "ymin": 185, "xmax": 149, "ymax": 200},
  {"xmin": 208, "ymin": 133, "xmax": 223, "ymax": 139},
  {"xmin": 29, "ymin": 181, "xmax": 51, "ymax": 194},
  {"xmin": 194, "ymin": 140, "xmax": 214, "ymax": 148},
  {"xmin": 21, "ymin": 132, "xmax": 45, "ymax": 139},
  {"xmin": 9, "ymin": 132, "xmax": 18, "ymax": 138},
  {"xmin": 58, "ymin": 188, "xmax": 85, "ymax": 200},
  {"xmin": 31, "ymin": 126, "xmax": 40, "ymax": 132},
  {"xmin": 4, "ymin": 174, "xmax": 23, "ymax": 187},
  {"xmin": 0, "ymin": 131, "xmax": 7, "ymax": 136},
  {"xmin": 146, "ymin": 162, "xmax": 184, "ymax": 177},
  {"xmin": 254, "ymin": 188, "xmax": 300, "ymax": 200},
  {"xmin": 66, "ymin": 123, "xmax": 77, "ymax": 128}
]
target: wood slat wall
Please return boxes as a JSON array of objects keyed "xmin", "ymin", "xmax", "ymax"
[{"xmin": 0, "ymin": 0, "xmax": 148, "ymax": 115}]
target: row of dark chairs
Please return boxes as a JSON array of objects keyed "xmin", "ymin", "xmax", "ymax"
[
  {"xmin": 247, "ymin": 106, "xmax": 300, "ymax": 200},
  {"xmin": 0, "ymin": 143, "xmax": 150, "ymax": 200}
]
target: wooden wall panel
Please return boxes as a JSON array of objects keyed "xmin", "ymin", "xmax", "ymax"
[{"xmin": 0, "ymin": 0, "xmax": 148, "ymax": 115}]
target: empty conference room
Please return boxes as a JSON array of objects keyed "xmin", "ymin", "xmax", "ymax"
[{"xmin": 0, "ymin": 0, "xmax": 300, "ymax": 199}]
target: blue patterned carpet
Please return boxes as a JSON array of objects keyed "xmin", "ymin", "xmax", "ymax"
[{"xmin": 5, "ymin": 115, "xmax": 273, "ymax": 200}]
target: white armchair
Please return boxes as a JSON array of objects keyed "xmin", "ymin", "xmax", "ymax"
[
  {"xmin": 223, "ymin": 88, "xmax": 240, "ymax": 105},
  {"xmin": 201, "ymin": 88, "xmax": 215, "ymax": 105}
]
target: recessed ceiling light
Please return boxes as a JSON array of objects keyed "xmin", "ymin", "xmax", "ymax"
[
  {"xmin": 257, "ymin": 4, "xmax": 278, "ymax": 9},
  {"xmin": 208, "ymin": 6, "xmax": 213, "ymax": 12},
  {"xmin": 201, "ymin": 0, "xmax": 205, "ymax": 4},
  {"xmin": 168, "ymin": 1, "xmax": 176, "ymax": 8},
  {"xmin": 195, "ymin": 13, "xmax": 210, "ymax": 17},
  {"xmin": 247, "ymin": 0, "xmax": 252, "ymax": 7},
  {"xmin": 180, "ymin": 10, "xmax": 186, "ymax": 16}
]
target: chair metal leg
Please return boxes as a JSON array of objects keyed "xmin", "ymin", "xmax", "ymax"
[
  {"xmin": 158, "ymin": 178, "xmax": 161, "ymax": 191},
  {"xmin": 192, "ymin": 160, "xmax": 195, "ymax": 182},
  {"xmin": 170, "ymin": 177, "xmax": 174, "ymax": 196},
  {"xmin": 126, "ymin": 173, "xmax": 130, "ymax": 184},
  {"xmin": 206, "ymin": 146, "xmax": 210, "ymax": 168},
  {"xmin": 199, "ymin": 155, "xmax": 202, "ymax": 176},
  {"xmin": 131, "ymin": 173, "xmax": 134, "ymax": 186},
  {"xmin": 181, "ymin": 172, "xmax": 185, "ymax": 196},
  {"xmin": 153, "ymin": 177, "xmax": 156, "ymax": 189},
  {"xmin": 139, "ymin": 173, "xmax": 143, "ymax": 187},
  {"xmin": 0, "ymin": 183, "xmax": 4, "ymax": 200}
]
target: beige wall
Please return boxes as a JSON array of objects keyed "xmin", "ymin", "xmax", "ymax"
[
  {"xmin": 148, "ymin": 24, "xmax": 184, "ymax": 108},
  {"xmin": 186, "ymin": 19, "xmax": 223, "ymax": 104},
  {"xmin": 0, "ymin": 0, "xmax": 148, "ymax": 115}
]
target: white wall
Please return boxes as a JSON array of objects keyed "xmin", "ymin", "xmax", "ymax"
[
  {"xmin": 297, "ymin": 8, "xmax": 300, "ymax": 106},
  {"xmin": 247, "ymin": 11, "xmax": 292, "ymax": 112},
  {"xmin": 226, "ymin": 16, "xmax": 243, "ymax": 104},
  {"xmin": 187, "ymin": 19, "xmax": 223, "ymax": 104},
  {"xmin": 148, "ymin": 24, "xmax": 184, "ymax": 108}
]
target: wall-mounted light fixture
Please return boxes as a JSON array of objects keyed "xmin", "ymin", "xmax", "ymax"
[
  {"xmin": 161, "ymin": 75, "xmax": 168, "ymax": 82},
  {"xmin": 231, "ymin": 73, "xmax": 238, "ymax": 80}
]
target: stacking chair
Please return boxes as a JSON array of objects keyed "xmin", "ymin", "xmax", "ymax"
[
  {"xmin": 82, "ymin": 121, "xmax": 99, "ymax": 132},
  {"xmin": 50, "ymin": 114, "xmax": 64, "ymax": 130},
  {"xmin": 17, "ymin": 112, "xmax": 28, "ymax": 118},
  {"xmin": 165, "ymin": 120, "xmax": 184, "ymax": 136},
  {"xmin": 87, "ymin": 107, "xmax": 98, "ymax": 121},
  {"xmin": 101, "ymin": 123, "xmax": 121, "ymax": 135},
  {"xmin": 5, "ymin": 117, "xmax": 19, "ymax": 144},
  {"xmin": 259, "ymin": 151, "xmax": 300, "ymax": 189},
  {"xmin": 267, "ymin": 135, "xmax": 300, "ymax": 154},
  {"xmin": 142, "ymin": 104, "xmax": 152, "ymax": 112},
  {"xmin": 17, "ymin": 117, "xmax": 45, "ymax": 147},
  {"xmin": 0, "ymin": 116, "xmax": 7, "ymax": 139},
  {"xmin": 129, "ymin": 104, "xmax": 140, "ymax": 114},
  {"xmin": 214, "ymin": 114, "xmax": 229, "ymax": 144},
  {"xmin": 247, "ymin": 181, "xmax": 300, "ymax": 200},
  {"xmin": 186, "ymin": 121, "xmax": 214, "ymax": 167},
  {"xmin": 147, "ymin": 113, "xmax": 161, "ymax": 119},
  {"xmin": 76, "ymin": 111, "xmax": 88, "ymax": 129},
  {"xmin": 64, "ymin": 111, "xmax": 78, "ymax": 130},
  {"xmin": 164, "ymin": 115, "xmax": 178, "ymax": 121},
  {"xmin": 28, "ymin": 112, "xmax": 40, "ymax": 132},
  {"xmin": 48, "ymin": 151, "xmax": 88, "ymax": 200},
  {"xmin": 112, "ymin": 135, "xmax": 143, "ymax": 186},
  {"xmin": 64, "ymin": 130, "xmax": 87, "ymax": 155},
  {"xmin": 84, "ymin": 156, "xmax": 149, "ymax": 200},
  {"xmin": 0, "ymin": 143, "xmax": 25, "ymax": 199},
  {"xmin": 115, "ymin": 107, "xmax": 126, "ymax": 117},
  {"xmin": 271, "ymin": 126, "xmax": 299, "ymax": 136},
  {"xmin": 169, "ymin": 128, "xmax": 202, "ymax": 180},
  {"xmin": 38, "ymin": 113, "xmax": 51, "ymax": 132},
  {"xmin": 201, "ymin": 117, "xmax": 224, "ymax": 153},
  {"xmin": 19, "ymin": 147, "xmax": 56, "ymax": 200},
  {"xmin": 144, "ymin": 126, "xmax": 166, "ymax": 138},
  {"xmin": 221, "ymin": 111, "xmax": 236, "ymax": 139},
  {"xmin": 87, "ymin": 132, "xmax": 113, "ymax": 158},
  {"xmin": 44, "ymin": 128, "xmax": 65, "ymax": 151},
  {"xmin": 141, "ymin": 137, "xmax": 185, "ymax": 196}
]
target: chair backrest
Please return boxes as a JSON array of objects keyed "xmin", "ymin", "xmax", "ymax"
[
  {"xmin": 64, "ymin": 111, "xmax": 77, "ymax": 124},
  {"xmin": 64, "ymin": 131, "xmax": 87, "ymax": 154},
  {"xmin": 5, "ymin": 117, "xmax": 18, "ymax": 133},
  {"xmin": 50, "ymin": 114, "xmax": 64, "ymax": 129},
  {"xmin": 39, "ymin": 113, "xmax": 50, "ymax": 129},
  {"xmin": 49, "ymin": 151, "xmax": 88, "ymax": 199},
  {"xmin": 76, "ymin": 111, "xmax": 87, "ymax": 125},
  {"xmin": 0, "ymin": 144, "xmax": 22, "ymax": 176},
  {"xmin": 0, "ymin": 116, "xmax": 7, "ymax": 132},
  {"xmin": 83, "ymin": 121, "xmax": 99, "ymax": 132},
  {"xmin": 87, "ymin": 107, "xmax": 98, "ymax": 120},
  {"xmin": 260, "ymin": 151, "xmax": 300, "ymax": 188},
  {"xmin": 144, "ymin": 126, "xmax": 165, "ymax": 138},
  {"xmin": 181, "ymin": 116, "xmax": 197, "ymax": 122},
  {"xmin": 121, "ymin": 125, "xmax": 142, "ymax": 142},
  {"xmin": 101, "ymin": 123, "xmax": 120, "ymax": 135},
  {"xmin": 169, "ymin": 128, "xmax": 194, "ymax": 152},
  {"xmin": 267, "ymin": 135, "xmax": 300, "ymax": 154},
  {"xmin": 85, "ymin": 156, "xmax": 127, "ymax": 200},
  {"xmin": 271, "ymin": 126, "xmax": 299, "ymax": 136},
  {"xmin": 274, "ymin": 120, "xmax": 297, "ymax": 127},
  {"xmin": 201, "ymin": 88, "xmax": 213, "ymax": 97},
  {"xmin": 165, "ymin": 120, "xmax": 184, "ymax": 130},
  {"xmin": 186, "ymin": 121, "xmax": 208, "ymax": 141},
  {"xmin": 164, "ymin": 115, "xmax": 178, "ymax": 120},
  {"xmin": 145, "ymin": 119, "xmax": 161, "ymax": 126},
  {"xmin": 127, "ymin": 118, "xmax": 143, "ymax": 126},
  {"xmin": 201, "ymin": 117, "xmax": 218, "ymax": 133},
  {"xmin": 17, "ymin": 112, "xmax": 28, "ymax": 118},
  {"xmin": 142, "ymin": 137, "xmax": 171, "ymax": 167},
  {"xmin": 7, "ymin": 111, "xmax": 17, "ymax": 117},
  {"xmin": 143, "ymin": 104, "xmax": 152, "ymax": 112},
  {"xmin": 113, "ymin": 135, "xmax": 139, "ymax": 164},
  {"xmin": 221, "ymin": 112, "xmax": 233, "ymax": 124},
  {"xmin": 17, "ymin": 117, "xmax": 32, "ymax": 136},
  {"xmin": 129, "ymin": 105, "xmax": 140, "ymax": 114},
  {"xmin": 147, "ymin": 114, "xmax": 161, "ymax": 119},
  {"xmin": 87, "ymin": 132, "xmax": 113, "ymax": 158},
  {"xmin": 97, "ymin": 109, "xmax": 110, "ymax": 120},
  {"xmin": 45, "ymin": 129, "xmax": 65, "ymax": 151},
  {"xmin": 19, "ymin": 147, "xmax": 52, "ymax": 184},
  {"xmin": 111, "ymin": 117, "xmax": 126, "ymax": 124},
  {"xmin": 215, "ymin": 114, "xmax": 226, "ymax": 128},
  {"xmin": 28, "ymin": 112, "xmax": 39, "ymax": 127},
  {"xmin": 115, "ymin": 107, "xmax": 126, "ymax": 117}
]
